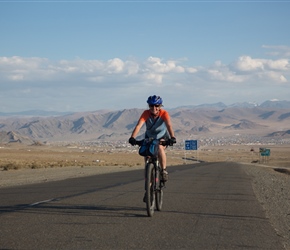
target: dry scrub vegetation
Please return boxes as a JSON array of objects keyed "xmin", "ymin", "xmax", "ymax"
[
  {"xmin": 0, "ymin": 144, "xmax": 142, "ymax": 171},
  {"xmin": 0, "ymin": 143, "xmax": 289, "ymax": 171},
  {"xmin": 199, "ymin": 144, "xmax": 290, "ymax": 168}
]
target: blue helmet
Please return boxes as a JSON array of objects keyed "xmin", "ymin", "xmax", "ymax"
[{"xmin": 147, "ymin": 95, "xmax": 163, "ymax": 105}]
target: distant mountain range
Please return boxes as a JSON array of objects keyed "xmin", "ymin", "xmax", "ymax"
[
  {"xmin": 175, "ymin": 100, "xmax": 290, "ymax": 110},
  {"xmin": 0, "ymin": 110, "xmax": 73, "ymax": 117},
  {"xmin": 1, "ymin": 100, "xmax": 290, "ymax": 117},
  {"xmin": 0, "ymin": 100, "xmax": 290, "ymax": 144}
]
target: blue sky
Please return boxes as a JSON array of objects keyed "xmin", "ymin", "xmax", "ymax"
[{"xmin": 1, "ymin": 1, "xmax": 290, "ymax": 112}]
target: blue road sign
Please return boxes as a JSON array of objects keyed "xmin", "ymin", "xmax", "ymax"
[
  {"xmin": 260, "ymin": 148, "xmax": 270, "ymax": 156},
  {"xmin": 185, "ymin": 140, "xmax": 198, "ymax": 150}
]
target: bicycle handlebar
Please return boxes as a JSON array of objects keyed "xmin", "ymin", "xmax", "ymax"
[{"xmin": 135, "ymin": 139, "xmax": 173, "ymax": 147}]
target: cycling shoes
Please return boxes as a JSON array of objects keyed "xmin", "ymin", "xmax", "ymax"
[{"xmin": 161, "ymin": 169, "xmax": 168, "ymax": 182}]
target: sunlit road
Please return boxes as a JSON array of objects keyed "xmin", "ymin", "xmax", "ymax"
[{"xmin": 0, "ymin": 162, "xmax": 284, "ymax": 249}]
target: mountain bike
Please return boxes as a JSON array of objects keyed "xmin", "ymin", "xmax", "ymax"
[{"xmin": 135, "ymin": 139, "xmax": 173, "ymax": 217}]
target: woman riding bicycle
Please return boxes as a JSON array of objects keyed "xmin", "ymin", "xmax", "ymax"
[{"xmin": 128, "ymin": 95, "xmax": 176, "ymax": 181}]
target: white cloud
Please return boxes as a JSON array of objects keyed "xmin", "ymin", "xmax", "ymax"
[
  {"xmin": 0, "ymin": 53, "xmax": 289, "ymax": 112},
  {"xmin": 186, "ymin": 67, "xmax": 197, "ymax": 73},
  {"xmin": 7, "ymin": 72, "xmax": 24, "ymax": 81},
  {"xmin": 232, "ymin": 56, "xmax": 265, "ymax": 71},
  {"xmin": 106, "ymin": 58, "xmax": 124, "ymax": 73},
  {"xmin": 280, "ymin": 75, "xmax": 287, "ymax": 82},
  {"xmin": 144, "ymin": 56, "xmax": 185, "ymax": 74},
  {"xmin": 203, "ymin": 61, "xmax": 246, "ymax": 83},
  {"xmin": 263, "ymin": 71, "xmax": 288, "ymax": 83},
  {"xmin": 262, "ymin": 45, "xmax": 290, "ymax": 57},
  {"xmin": 124, "ymin": 60, "xmax": 139, "ymax": 76},
  {"xmin": 145, "ymin": 73, "xmax": 163, "ymax": 84},
  {"xmin": 0, "ymin": 56, "xmax": 45, "ymax": 69},
  {"xmin": 231, "ymin": 56, "xmax": 289, "ymax": 72},
  {"xmin": 266, "ymin": 59, "xmax": 289, "ymax": 71},
  {"xmin": 0, "ymin": 56, "xmax": 51, "ymax": 81},
  {"xmin": 228, "ymin": 56, "xmax": 289, "ymax": 83}
]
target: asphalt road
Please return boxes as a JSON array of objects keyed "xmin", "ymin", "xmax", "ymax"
[{"xmin": 0, "ymin": 162, "xmax": 285, "ymax": 250}]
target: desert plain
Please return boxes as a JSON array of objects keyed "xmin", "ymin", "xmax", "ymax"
[{"xmin": 0, "ymin": 142, "xmax": 289, "ymax": 188}]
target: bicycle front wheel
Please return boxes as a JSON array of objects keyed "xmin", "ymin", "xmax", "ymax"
[
  {"xmin": 145, "ymin": 162, "xmax": 155, "ymax": 217},
  {"xmin": 155, "ymin": 170, "xmax": 163, "ymax": 211}
]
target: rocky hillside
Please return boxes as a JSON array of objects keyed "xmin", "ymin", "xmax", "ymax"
[
  {"xmin": 0, "ymin": 131, "xmax": 35, "ymax": 144},
  {"xmin": 0, "ymin": 106, "xmax": 290, "ymax": 144}
]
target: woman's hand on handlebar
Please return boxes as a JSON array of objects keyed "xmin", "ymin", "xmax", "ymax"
[
  {"xmin": 169, "ymin": 137, "xmax": 176, "ymax": 146},
  {"xmin": 128, "ymin": 137, "xmax": 136, "ymax": 146}
]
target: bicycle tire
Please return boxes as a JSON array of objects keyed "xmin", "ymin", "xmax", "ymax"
[
  {"xmin": 145, "ymin": 162, "xmax": 155, "ymax": 217},
  {"xmin": 155, "ymin": 168, "xmax": 163, "ymax": 211}
]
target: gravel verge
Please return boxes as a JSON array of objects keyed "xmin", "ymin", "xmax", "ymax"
[{"xmin": 242, "ymin": 163, "xmax": 290, "ymax": 250}]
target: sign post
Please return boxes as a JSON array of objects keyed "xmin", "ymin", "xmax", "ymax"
[
  {"xmin": 184, "ymin": 140, "xmax": 198, "ymax": 164},
  {"xmin": 259, "ymin": 148, "xmax": 270, "ymax": 163}
]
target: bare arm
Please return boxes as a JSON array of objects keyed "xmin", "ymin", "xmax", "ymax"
[
  {"xmin": 131, "ymin": 119, "xmax": 145, "ymax": 138},
  {"xmin": 165, "ymin": 119, "xmax": 175, "ymax": 138}
]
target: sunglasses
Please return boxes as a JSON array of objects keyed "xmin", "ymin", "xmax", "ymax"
[{"xmin": 149, "ymin": 104, "xmax": 160, "ymax": 108}]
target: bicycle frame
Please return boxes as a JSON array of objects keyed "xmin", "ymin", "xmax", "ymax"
[
  {"xmin": 144, "ymin": 155, "xmax": 164, "ymax": 217},
  {"xmin": 144, "ymin": 156, "xmax": 163, "ymax": 189},
  {"xmin": 135, "ymin": 139, "xmax": 172, "ymax": 217}
]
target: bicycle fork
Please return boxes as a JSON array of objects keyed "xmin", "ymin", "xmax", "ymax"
[{"xmin": 144, "ymin": 160, "xmax": 164, "ymax": 191}]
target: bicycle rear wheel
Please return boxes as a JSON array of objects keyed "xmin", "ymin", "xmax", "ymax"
[{"xmin": 145, "ymin": 162, "xmax": 155, "ymax": 217}]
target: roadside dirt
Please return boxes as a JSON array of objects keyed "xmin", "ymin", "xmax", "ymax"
[{"xmin": 1, "ymin": 143, "xmax": 289, "ymax": 188}]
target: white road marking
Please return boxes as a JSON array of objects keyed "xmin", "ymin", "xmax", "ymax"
[{"xmin": 29, "ymin": 198, "xmax": 56, "ymax": 206}]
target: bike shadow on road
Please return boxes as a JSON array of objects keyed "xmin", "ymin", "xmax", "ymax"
[{"xmin": 0, "ymin": 202, "xmax": 149, "ymax": 218}]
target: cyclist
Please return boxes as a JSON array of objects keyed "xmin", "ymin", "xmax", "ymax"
[{"xmin": 128, "ymin": 95, "xmax": 176, "ymax": 181}]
